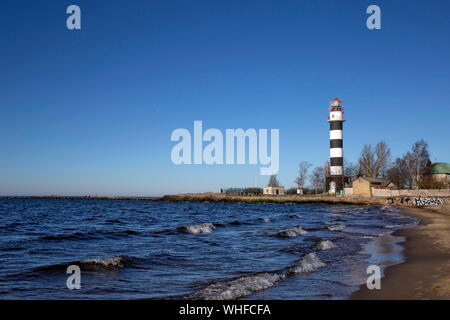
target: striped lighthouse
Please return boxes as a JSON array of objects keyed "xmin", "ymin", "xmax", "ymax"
[{"xmin": 326, "ymin": 97, "xmax": 345, "ymax": 193}]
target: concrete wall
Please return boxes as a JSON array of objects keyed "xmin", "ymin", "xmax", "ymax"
[
  {"xmin": 352, "ymin": 178, "xmax": 371, "ymax": 196},
  {"xmin": 371, "ymin": 188, "xmax": 450, "ymax": 197}
]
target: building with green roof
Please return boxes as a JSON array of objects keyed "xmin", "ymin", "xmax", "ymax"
[
  {"xmin": 430, "ymin": 162, "xmax": 450, "ymax": 187},
  {"xmin": 431, "ymin": 162, "xmax": 450, "ymax": 174}
]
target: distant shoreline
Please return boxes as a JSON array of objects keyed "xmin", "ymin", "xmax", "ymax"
[
  {"xmin": 161, "ymin": 193, "xmax": 391, "ymax": 206},
  {"xmin": 1, "ymin": 193, "xmax": 444, "ymax": 207},
  {"xmin": 0, "ymin": 194, "xmax": 389, "ymax": 206},
  {"xmin": 0, "ymin": 196, "xmax": 161, "ymax": 201}
]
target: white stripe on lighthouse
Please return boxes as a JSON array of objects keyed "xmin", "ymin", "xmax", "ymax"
[
  {"xmin": 330, "ymin": 130, "xmax": 343, "ymax": 140},
  {"xmin": 329, "ymin": 111, "xmax": 344, "ymax": 121},
  {"xmin": 330, "ymin": 166, "xmax": 343, "ymax": 176},
  {"xmin": 330, "ymin": 148, "xmax": 343, "ymax": 158}
]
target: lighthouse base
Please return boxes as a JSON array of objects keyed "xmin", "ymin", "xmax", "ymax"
[{"xmin": 326, "ymin": 175, "xmax": 351, "ymax": 194}]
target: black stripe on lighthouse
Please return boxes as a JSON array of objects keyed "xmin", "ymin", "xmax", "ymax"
[
  {"xmin": 330, "ymin": 157, "xmax": 343, "ymax": 166},
  {"xmin": 329, "ymin": 122, "xmax": 343, "ymax": 130},
  {"xmin": 330, "ymin": 139, "xmax": 343, "ymax": 148}
]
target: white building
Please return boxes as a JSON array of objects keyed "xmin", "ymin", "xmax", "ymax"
[{"xmin": 263, "ymin": 186, "xmax": 285, "ymax": 195}]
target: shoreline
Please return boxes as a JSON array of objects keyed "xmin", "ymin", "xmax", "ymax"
[
  {"xmin": 2, "ymin": 193, "xmax": 440, "ymax": 208},
  {"xmin": 0, "ymin": 196, "xmax": 161, "ymax": 201},
  {"xmin": 0, "ymin": 194, "xmax": 397, "ymax": 206},
  {"xmin": 160, "ymin": 193, "xmax": 401, "ymax": 206},
  {"xmin": 352, "ymin": 203, "xmax": 450, "ymax": 299}
]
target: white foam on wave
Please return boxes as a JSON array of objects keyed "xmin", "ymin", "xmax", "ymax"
[
  {"xmin": 82, "ymin": 256, "xmax": 128, "ymax": 268},
  {"xmin": 327, "ymin": 224, "xmax": 345, "ymax": 231},
  {"xmin": 277, "ymin": 226, "xmax": 308, "ymax": 238},
  {"xmin": 184, "ymin": 223, "xmax": 215, "ymax": 234},
  {"xmin": 189, "ymin": 253, "xmax": 325, "ymax": 300},
  {"xmin": 289, "ymin": 253, "xmax": 326, "ymax": 274},
  {"xmin": 384, "ymin": 224, "xmax": 403, "ymax": 229},
  {"xmin": 190, "ymin": 272, "xmax": 284, "ymax": 300},
  {"xmin": 316, "ymin": 240, "xmax": 335, "ymax": 250},
  {"xmin": 260, "ymin": 217, "xmax": 271, "ymax": 223}
]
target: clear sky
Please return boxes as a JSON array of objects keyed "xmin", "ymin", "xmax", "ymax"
[{"xmin": 1, "ymin": 0, "xmax": 449, "ymax": 196}]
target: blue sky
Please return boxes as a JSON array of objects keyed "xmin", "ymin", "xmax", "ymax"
[{"xmin": 0, "ymin": 0, "xmax": 449, "ymax": 196}]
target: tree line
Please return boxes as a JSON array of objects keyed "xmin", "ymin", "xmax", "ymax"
[{"xmin": 266, "ymin": 139, "xmax": 445, "ymax": 193}]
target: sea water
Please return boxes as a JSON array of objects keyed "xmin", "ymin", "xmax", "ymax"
[{"xmin": 0, "ymin": 199, "xmax": 416, "ymax": 299}]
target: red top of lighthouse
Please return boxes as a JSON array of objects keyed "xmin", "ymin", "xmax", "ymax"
[
  {"xmin": 328, "ymin": 97, "xmax": 345, "ymax": 121},
  {"xmin": 330, "ymin": 97, "xmax": 343, "ymax": 108}
]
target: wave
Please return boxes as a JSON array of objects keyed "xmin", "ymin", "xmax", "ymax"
[
  {"xmin": 187, "ymin": 253, "xmax": 325, "ymax": 300},
  {"xmin": 30, "ymin": 255, "xmax": 137, "ymax": 275},
  {"xmin": 384, "ymin": 224, "xmax": 403, "ymax": 229},
  {"xmin": 180, "ymin": 223, "xmax": 215, "ymax": 234},
  {"xmin": 289, "ymin": 253, "xmax": 326, "ymax": 274},
  {"xmin": 189, "ymin": 272, "xmax": 285, "ymax": 300},
  {"xmin": 159, "ymin": 222, "xmax": 217, "ymax": 235},
  {"xmin": 80, "ymin": 255, "xmax": 134, "ymax": 269},
  {"xmin": 212, "ymin": 222, "xmax": 226, "ymax": 227},
  {"xmin": 39, "ymin": 229, "xmax": 140, "ymax": 241},
  {"xmin": 305, "ymin": 226, "xmax": 328, "ymax": 231},
  {"xmin": 227, "ymin": 218, "xmax": 269, "ymax": 225},
  {"xmin": 2, "ymin": 222, "xmax": 23, "ymax": 230},
  {"xmin": 327, "ymin": 224, "xmax": 345, "ymax": 231},
  {"xmin": 330, "ymin": 213, "xmax": 342, "ymax": 217},
  {"xmin": 316, "ymin": 240, "xmax": 335, "ymax": 250},
  {"xmin": 104, "ymin": 219, "xmax": 124, "ymax": 225},
  {"xmin": 277, "ymin": 226, "xmax": 308, "ymax": 238},
  {"xmin": 40, "ymin": 232, "xmax": 102, "ymax": 241}
]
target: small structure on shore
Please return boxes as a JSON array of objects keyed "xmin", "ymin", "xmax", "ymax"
[
  {"xmin": 352, "ymin": 176, "xmax": 397, "ymax": 196},
  {"xmin": 263, "ymin": 186, "xmax": 285, "ymax": 196},
  {"xmin": 430, "ymin": 162, "xmax": 450, "ymax": 187}
]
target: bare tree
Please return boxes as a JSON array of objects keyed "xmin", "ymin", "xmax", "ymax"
[
  {"xmin": 268, "ymin": 174, "xmax": 280, "ymax": 187},
  {"xmin": 310, "ymin": 166, "xmax": 325, "ymax": 194},
  {"xmin": 374, "ymin": 141, "xmax": 391, "ymax": 178},
  {"xmin": 404, "ymin": 139, "xmax": 430, "ymax": 189},
  {"xmin": 294, "ymin": 161, "xmax": 312, "ymax": 190},
  {"xmin": 386, "ymin": 157, "xmax": 410, "ymax": 189},
  {"xmin": 343, "ymin": 158, "xmax": 358, "ymax": 177},
  {"xmin": 358, "ymin": 144, "xmax": 375, "ymax": 177},
  {"xmin": 358, "ymin": 141, "xmax": 391, "ymax": 178}
]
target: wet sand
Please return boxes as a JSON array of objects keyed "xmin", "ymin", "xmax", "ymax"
[{"xmin": 352, "ymin": 203, "xmax": 450, "ymax": 299}]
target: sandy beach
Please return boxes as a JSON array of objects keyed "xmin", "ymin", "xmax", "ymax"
[{"xmin": 352, "ymin": 202, "xmax": 450, "ymax": 299}]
